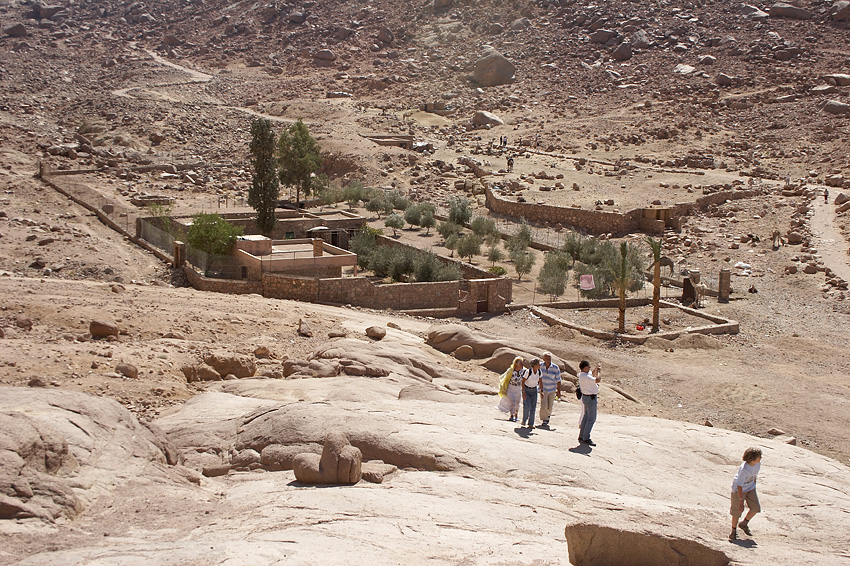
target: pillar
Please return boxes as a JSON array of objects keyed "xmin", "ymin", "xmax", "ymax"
[
  {"xmin": 173, "ymin": 241, "xmax": 185, "ymax": 268},
  {"xmin": 312, "ymin": 238, "xmax": 323, "ymax": 257},
  {"xmin": 718, "ymin": 268, "xmax": 731, "ymax": 303}
]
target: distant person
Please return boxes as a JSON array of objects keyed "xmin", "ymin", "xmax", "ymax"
[
  {"xmin": 825, "ymin": 188, "xmax": 829, "ymax": 204},
  {"xmin": 538, "ymin": 352, "xmax": 562, "ymax": 428},
  {"xmin": 522, "ymin": 358, "xmax": 542, "ymax": 429},
  {"xmin": 507, "ymin": 157, "xmax": 514, "ymax": 172},
  {"xmin": 729, "ymin": 447, "xmax": 762, "ymax": 541},
  {"xmin": 498, "ymin": 357, "xmax": 525, "ymax": 423},
  {"xmin": 577, "ymin": 360, "xmax": 601, "ymax": 445}
]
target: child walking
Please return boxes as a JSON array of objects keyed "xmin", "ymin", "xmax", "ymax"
[{"xmin": 729, "ymin": 447, "xmax": 762, "ymax": 541}]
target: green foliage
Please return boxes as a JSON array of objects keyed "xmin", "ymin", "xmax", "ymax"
[
  {"xmin": 384, "ymin": 189, "xmax": 410, "ymax": 211},
  {"xmin": 445, "ymin": 232, "xmax": 460, "ymax": 257},
  {"xmin": 512, "ymin": 250, "xmax": 536, "ymax": 281},
  {"xmin": 384, "ymin": 212, "xmax": 405, "ymax": 236},
  {"xmin": 350, "ymin": 229, "xmax": 377, "ymax": 270},
  {"xmin": 538, "ymin": 251, "xmax": 569, "ymax": 301},
  {"xmin": 368, "ymin": 246, "xmax": 395, "ymax": 278},
  {"xmin": 389, "ymin": 247, "xmax": 417, "ymax": 282},
  {"xmin": 437, "ymin": 221, "xmax": 462, "ymax": 240},
  {"xmin": 646, "ymin": 236, "xmax": 663, "ymax": 333},
  {"xmin": 248, "ymin": 118, "xmax": 280, "ymax": 235},
  {"xmin": 342, "ymin": 181, "xmax": 370, "ymax": 209},
  {"xmin": 277, "ymin": 118, "xmax": 322, "ymax": 204},
  {"xmin": 609, "ymin": 241, "xmax": 646, "ymax": 332},
  {"xmin": 485, "ymin": 231, "xmax": 501, "ymax": 248},
  {"xmin": 488, "ymin": 265, "xmax": 507, "ymax": 276},
  {"xmin": 404, "ymin": 204, "xmax": 423, "ymax": 227},
  {"xmin": 470, "ymin": 216, "xmax": 498, "ymax": 238},
  {"xmin": 366, "ymin": 195, "xmax": 387, "ymax": 217},
  {"xmin": 457, "ymin": 233, "xmax": 482, "ymax": 263},
  {"xmin": 448, "ymin": 196, "xmax": 472, "ymax": 225},
  {"xmin": 562, "ymin": 232, "xmax": 583, "ymax": 266},
  {"xmin": 420, "ymin": 210, "xmax": 436, "ymax": 234},
  {"xmin": 187, "ymin": 213, "xmax": 243, "ymax": 255},
  {"xmin": 487, "ymin": 244, "xmax": 504, "ymax": 266},
  {"xmin": 508, "ymin": 220, "xmax": 533, "ymax": 254}
]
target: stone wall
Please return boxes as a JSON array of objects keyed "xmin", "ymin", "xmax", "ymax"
[
  {"xmin": 486, "ymin": 186, "xmax": 636, "ymax": 235},
  {"xmin": 184, "ymin": 266, "xmax": 263, "ymax": 295},
  {"xmin": 263, "ymin": 273, "xmax": 319, "ymax": 302}
]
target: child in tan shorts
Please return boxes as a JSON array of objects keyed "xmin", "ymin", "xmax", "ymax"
[{"xmin": 729, "ymin": 447, "xmax": 762, "ymax": 541}]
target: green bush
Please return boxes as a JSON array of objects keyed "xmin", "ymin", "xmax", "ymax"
[
  {"xmin": 187, "ymin": 213, "xmax": 243, "ymax": 255},
  {"xmin": 448, "ymin": 196, "xmax": 472, "ymax": 225},
  {"xmin": 350, "ymin": 230, "xmax": 377, "ymax": 270},
  {"xmin": 488, "ymin": 265, "xmax": 507, "ymax": 276},
  {"xmin": 470, "ymin": 216, "xmax": 497, "ymax": 238},
  {"xmin": 437, "ymin": 221, "xmax": 462, "ymax": 240},
  {"xmin": 404, "ymin": 204, "xmax": 423, "ymax": 227}
]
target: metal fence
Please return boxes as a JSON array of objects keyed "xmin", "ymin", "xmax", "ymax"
[
  {"xmin": 138, "ymin": 218, "xmax": 175, "ymax": 252},
  {"xmin": 184, "ymin": 245, "xmax": 244, "ymax": 279}
]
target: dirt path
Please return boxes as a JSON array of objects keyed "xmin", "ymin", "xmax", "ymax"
[
  {"xmin": 112, "ymin": 48, "xmax": 305, "ymax": 125},
  {"xmin": 810, "ymin": 189, "xmax": 850, "ymax": 283}
]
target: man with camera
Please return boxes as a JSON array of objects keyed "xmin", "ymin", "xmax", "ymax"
[{"xmin": 577, "ymin": 360, "xmax": 602, "ymax": 446}]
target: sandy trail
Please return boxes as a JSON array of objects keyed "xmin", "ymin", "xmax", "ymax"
[{"xmin": 810, "ymin": 190, "xmax": 850, "ymax": 283}]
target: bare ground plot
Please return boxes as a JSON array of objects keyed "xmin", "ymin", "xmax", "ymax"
[{"xmin": 544, "ymin": 304, "xmax": 719, "ymax": 336}]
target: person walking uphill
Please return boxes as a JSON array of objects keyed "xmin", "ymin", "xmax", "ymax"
[
  {"xmin": 522, "ymin": 358, "xmax": 542, "ymax": 429},
  {"xmin": 729, "ymin": 447, "xmax": 763, "ymax": 541},
  {"xmin": 497, "ymin": 357, "xmax": 525, "ymax": 423},
  {"xmin": 538, "ymin": 352, "xmax": 561, "ymax": 428},
  {"xmin": 577, "ymin": 360, "xmax": 601, "ymax": 446}
]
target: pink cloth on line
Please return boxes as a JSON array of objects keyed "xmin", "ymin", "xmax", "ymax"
[{"xmin": 580, "ymin": 274, "xmax": 595, "ymax": 290}]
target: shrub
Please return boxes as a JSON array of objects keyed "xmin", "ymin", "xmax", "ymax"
[
  {"xmin": 437, "ymin": 221, "xmax": 462, "ymax": 240},
  {"xmin": 350, "ymin": 229, "xmax": 377, "ymax": 270},
  {"xmin": 457, "ymin": 234, "xmax": 482, "ymax": 263},
  {"xmin": 384, "ymin": 213, "xmax": 405, "ymax": 236},
  {"xmin": 488, "ymin": 265, "xmax": 507, "ymax": 276},
  {"xmin": 448, "ymin": 196, "xmax": 472, "ymax": 225},
  {"xmin": 187, "ymin": 213, "xmax": 243, "ymax": 255},
  {"xmin": 420, "ymin": 210, "xmax": 436, "ymax": 234},
  {"xmin": 389, "ymin": 248, "xmax": 416, "ymax": 282},
  {"xmin": 368, "ymin": 246, "xmax": 395, "ymax": 278},
  {"xmin": 445, "ymin": 232, "xmax": 460, "ymax": 257},
  {"xmin": 404, "ymin": 204, "xmax": 423, "ymax": 227},
  {"xmin": 470, "ymin": 216, "xmax": 497, "ymax": 238},
  {"xmin": 538, "ymin": 253, "xmax": 568, "ymax": 300}
]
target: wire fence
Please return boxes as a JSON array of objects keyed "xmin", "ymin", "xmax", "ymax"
[
  {"xmin": 138, "ymin": 218, "xmax": 175, "ymax": 252},
  {"xmin": 185, "ymin": 245, "xmax": 244, "ymax": 279}
]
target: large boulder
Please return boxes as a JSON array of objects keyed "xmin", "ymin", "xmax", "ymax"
[
  {"xmin": 293, "ymin": 431, "xmax": 362, "ymax": 485},
  {"xmin": 769, "ymin": 2, "xmax": 812, "ymax": 18},
  {"xmin": 832, "ymin": 0, "xmax": 850, "ymax": 20},
  {"xmin": 822, "ymin": 100, "xmax": 850, "ymax": 115},
  {"xmin": 180, "ymin": 363, "xmax": 221, "ymax": 382},
  {"xmin": 472, "ymin": 50, "xmax": 515, "ymax": 87},
  {"xmin": 426, "ymin": 324, "xmax": 510, "ymax": 357},
  {"xmin": 471, "ymin": 110, "xmax": 504, "ymax": 128},
  {"xmin": 825, "ymin": 73, "xmax": 850, "ymax": 87},
  {"xmin": 203, "ymin": 352, "xmax": 256, "ymax": 378},
  {"xmin": 0, "ymin": 387, "xmax": 177, "ymax": 522},
  {"xmin": 89, "ymin": 319, "xmax": 119, "ymax": 338},
  {"xmin": 4, "ymin": 23, "xmax": 27, "ymax": 37},
  {"xmin": 611, "ymin": 42, "xmax": 633, "ymax": 61}
]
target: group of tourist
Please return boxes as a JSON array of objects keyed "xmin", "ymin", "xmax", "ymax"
[
  {"xmin": 497, "ymin": 354, "xmax": 764, "ymax": 543},
  {"xmin": 497, "ymin": 352, "xmax": 601, "ymax": 445}
]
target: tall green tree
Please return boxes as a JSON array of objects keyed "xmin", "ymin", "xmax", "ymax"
[
  {"xmin": 277, "ymin": 118, "xmax": 322, "ymax": 204},
  {"xmin": 646, "ymin": 237, "xmax": 663, "ymax": 333},
  {"xmin": 448, "ymin": 196, "xmax": 472, "ymax": 225},
  {"xmin": 513, "ymin": 250, "xmax": 536, "ymax": 281},
  {"xmin": 248, "ymin": 118, "xmax": 279, "ymax": 235},
  {"xmin": 608, "ymin": 241, "xmax": 646, "ymax": 333},
  {"xmin": 385, "ymin": 213, "xmax": 405, "ymax": 236},
  {"xmin": 457, "ymin": 234, "xmax": 482, "ymax": 263}
]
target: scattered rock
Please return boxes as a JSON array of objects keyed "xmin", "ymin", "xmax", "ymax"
[
  {"xmin": 203, "ymin": 352, "xmax": 256, "ymax": 378},
  {"xmin": 770, "ymin": 2, "xmax": 811, "ymax": 19},
  {"xmin": 297, "ymin": 318, "xmax": 313, "ymax": 337},
  {"xmin": 386, "ymin": 322, "xmax": 401, "ymax": 330},
  {"xmin": 822, "ymin": 100, "xmax": 850, "ymax": 115},
  {"xmin": 589, "ymin": 29, "xmax": 617, "ymax": 44},
  {"xmin": 453, "ymin": 345, "xmax": 474, "ymax": 360},
  {"xmin": 202, "ymin": 464, "xmax": 231, "ymax": 477},
  {"xmin": 328, "ymin": 330, "xmax": 347, "ymax": 338},
  {"xmin": 361, "ymin": 461, "xmax": 397, "ymax": 484},
  {"xmin": 775, "ymin": 435, "xmax": 797, "ymax": 445},
  {"xmin": 803, "ymin": 264, "xmax": 818, "ymax": 274},
  {"xmin": 472, "ymin": 49, "xmax": 515, "ymax": 87},
  {"xmin": 4, "ymin": 24, "xmax": 27, "ymax": 38},
  {"xmin": 283, "ymin": 359, "xmax": 339, "ymax": 378},
  {"xmin": 785, "ymin": 265, "xmax": 798, "ymax": 274},
  {"xmin": 231, "ymin": 449, "xmax": 261, "ymax": 468},
  {"xmin": 365, "ymin": 326, "xmax": 387, "ymax": 340},
  {"xmin": 611, "ymin": 42, "xmax": 632, "ymax": 61},
  {"xmin": 293, "ymin": 431, "xmax": 362, "ymax": 485},
  {"xmin": 834, "ymin": 193, "xmax": 849, "ymax": 205},
  {"xmin": 786, "ymin": 232, "xmax": 804, "ymax": 245},
  {"xmin": 825, "ymin": 74, "xmax": 850, "ymax": 87},
  {"xmin": 254, "ymin": 346, "xmax": 271, "ymax": 358},
  {"xmin": 115, "ymin": 363, "xmax": 139, "ymax": 379},
  {"xmin": 180, "ymin": 363, "xmax": 221, "ymax": 382},
  {"xmin": 27, "ymin": 378, "xmax": 47, "ymax": 387},
  {"xmin": 699, "ymin": 55, "xmax": 717, "ymax": 65},
  {"xmin": 314, "ymin": 49, "xmax": 336, "ymax": 61},
  {"xmin": 716, "ymin": 73, "xmax": 734, "ymax": 87},
  {"xmin": 16, "ymin": 317, "xmax": 33, "ymax": 331},
  {"xmin": 90, "ymin": 320, "xmax": 119, "ymax": 339},
  {"xmin": 767, "ymin": 428, "xmax": 786, "ymax": 435}
]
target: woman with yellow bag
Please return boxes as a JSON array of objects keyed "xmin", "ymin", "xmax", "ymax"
[{"xmin": 497, "ymin": 357, "xmax": 525, "ymax": 422}]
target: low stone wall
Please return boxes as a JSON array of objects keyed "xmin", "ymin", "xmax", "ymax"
[
  {"xmin": 531, "ymin": 301, "xmax": 739, "ymax": 344},
  {"xmin": 263, "ymin": 273, "xmax": 318, "ymax": 302},
  {"xmin": 184, "ymin": 266, "xmax": 263, "ymax": 295},
  {"xmin": 486, "ymin": 186, "xmax": 764, "ymax": 236},
  {"xmin": 486, "ymin": 186, "xmax": 636, "ymax": 235}
]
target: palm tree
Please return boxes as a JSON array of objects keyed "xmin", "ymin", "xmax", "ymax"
[
  {"xmin": 608, "ymin": 241, "xmax": 645, "ymax": 333},
  {"xmin": 646, "ymin": 237, "xmax": 662, "ymax": 333}
]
